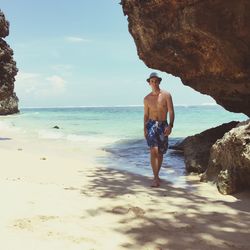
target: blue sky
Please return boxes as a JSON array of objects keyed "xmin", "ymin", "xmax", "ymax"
[{"xmin": 1, "ymin": 0, "xmax": 215, "ymax": 107}]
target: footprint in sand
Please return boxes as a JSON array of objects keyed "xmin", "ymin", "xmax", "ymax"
[
  {"xmin": 13, "ymin": 219, "xmax": 33, "ymax": 230},
  {"xmin": 111, "ymin": 206, "xmax": 128, "ymax": 215},
  {"xmin": 64, "ymin": 187, "xmax": 79, "ymax": 191},
  {"xmin": 128, "ymin": 206, "xmax": 146, "ymax": 217},
  {"xmin": 13, "ymin": 215, "xmax": 58, "ymax": 230},
  {"xmin": 13, "ymin": 216, "xmax": 89, "ymax": 244},
  {"xmin": 111, "ymin": 206, "xmax": 146, "ymax": 217}
]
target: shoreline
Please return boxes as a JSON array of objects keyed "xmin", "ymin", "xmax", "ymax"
[{"xmin": 1, "ymin": 128, "xmax": 250, "ymax": 249}]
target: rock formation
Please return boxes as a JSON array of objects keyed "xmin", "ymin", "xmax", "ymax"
[
  {"xmin": 201, "ymin": 120, "xmax": 250, "ymax": 194},
  {"xmin": 172, "ymin": 121, "xmax": 239, "ymax": 173},
  {"xmin": 121, "ymin": 0, "xmax": 250, "ymax": 193},
  {"xmin": 0, "ymin": 10, "xmax": 19, "ymax": 115},
  {"xmin": 122, "ymin": 0, "xmax": 250, "ymax": 117}
]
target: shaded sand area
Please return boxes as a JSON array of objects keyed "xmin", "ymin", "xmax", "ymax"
[{"xmin": 0, "ymin": 132, "xmax": 250, "ymax": 250}]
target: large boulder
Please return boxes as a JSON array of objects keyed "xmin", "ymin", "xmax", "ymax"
[
  {"xmin": 173, "ymin": 121, "xmax": 239, "ymax": 173},
  {"xmin": 201, "ymin": 120, "xmax": 250, "ymax": 194},
  {"xmin": 0, "ymin": 10, "xmax": 18, "ymax": 115},
  {"xmin": 122, "ymin": 0, "xmax": 250, "ymax": 117}
]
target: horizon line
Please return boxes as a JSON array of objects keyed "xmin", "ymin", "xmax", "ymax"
[{"xmin": 19, "ymin": 103, "xmax": 218, "ymax": 109}]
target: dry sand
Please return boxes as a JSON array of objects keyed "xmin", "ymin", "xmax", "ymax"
[{"xmin": 0, "ymin": 130, "xmax": 250, "ymax": 250}]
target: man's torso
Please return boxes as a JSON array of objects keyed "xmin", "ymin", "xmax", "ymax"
[{"xmin": 145, "ymin": 90, "xmax": 169, "ymax": 121}]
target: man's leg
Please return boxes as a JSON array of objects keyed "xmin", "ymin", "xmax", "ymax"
[
  {"xmin": 150, "ymin": 147, "xmax": 160, "ymax": 187},
  {"xmin": 156, "ymin": 153, "xmax": 163, "ymax": 180},
  {"xmin": 156, "ymin": 133, "xmax": 168, "ymax": 181}
]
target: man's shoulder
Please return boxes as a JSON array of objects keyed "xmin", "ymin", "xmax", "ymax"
[
  {"xmin": 161, "ymin": 90, "xmax": 172, "ymax": 97},
  {"xmin": 144, "ymin": 93, "xmax": 152, "ymax": 100}
]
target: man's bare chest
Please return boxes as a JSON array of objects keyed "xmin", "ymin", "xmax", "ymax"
[{"xmin": 148, "ymin": 95, "xmax": 167, "ymax": 109}]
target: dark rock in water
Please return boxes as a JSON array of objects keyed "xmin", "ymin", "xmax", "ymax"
[
  {"xmin": 201, "ymin": 119, "xmax": 250, "ymax": 194},
  {"xmin": 0, "ymin": 10, "xmax": 19, "ymax": 115},
  {"xmin": 170, "ymin": 142, "xmax": 184, "ymax": 151},
  {"xmin": 53, "ymin": 125, "xmax": 60, "ymax": 129},
  {"xmin": 174, "ymin": 121, "xmax": 239, "ymax": 173},
  {"xmin": 122, "ymin": 0, "xmax": 250, "ymax": 117}
]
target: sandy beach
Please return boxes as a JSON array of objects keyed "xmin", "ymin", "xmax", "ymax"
[
  {"xmin": 1, "ymin": 0, "xmax": 250, "ymax": 249},
  {"xmin": 1, "ymin": 129, "xmax": 250, "ymax": 250}
]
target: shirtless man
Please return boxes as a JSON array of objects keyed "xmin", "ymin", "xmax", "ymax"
[{"xmin": 144, "ymin": 72, "xmax": 175, "ymax": 187}]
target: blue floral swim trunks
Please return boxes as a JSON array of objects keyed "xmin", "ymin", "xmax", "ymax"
[{"xmin": 146, "ymin": 119, "xmax": 169, "ymax": 154}]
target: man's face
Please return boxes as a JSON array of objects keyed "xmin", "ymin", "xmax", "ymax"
[{"xmin": 149, "ymin": 77, "xmax": 160, "ymax": 89}]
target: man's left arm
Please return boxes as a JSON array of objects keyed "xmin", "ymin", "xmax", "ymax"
[{"xmin": 164, "ymin": 93, "xmax": 175, "ymax": 136}]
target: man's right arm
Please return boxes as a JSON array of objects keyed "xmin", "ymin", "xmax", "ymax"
[{"xmin": 144, "ymin": 98, "xmax": 149, "ymax": 138}]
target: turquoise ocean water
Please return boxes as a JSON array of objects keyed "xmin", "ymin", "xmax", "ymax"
[{"xmin": 0, "ymin": 105, "xmax": 248, "ymax": 186}]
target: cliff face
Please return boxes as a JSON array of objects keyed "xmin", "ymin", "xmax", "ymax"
[
  {"xmin": 0, "ymin": 10, "xmax": 18, "ymax": 115},
  {"xmin": 122, "ymin": 0, "xmax": 250, "ymax": 194},
  {"xmin": 122, "ymin": 0, "xmax": 250, "ymax": 117}
]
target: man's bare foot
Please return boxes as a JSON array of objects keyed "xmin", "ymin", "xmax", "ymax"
[
  {"xmin": 151, "ymin": 179, "xmax": 160, "ymax": 188},
  {"xmin": 156, "ymin": 177, "xmax": 162, "ymax": 182}
]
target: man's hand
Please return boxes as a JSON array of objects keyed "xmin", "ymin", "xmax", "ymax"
[
  {"xmin": 144, "ymin": 128, "xmax": 148, "ymax": 139},
  {"xmin": 164, "ymin": 126, "xmax": 172, "ymax": 136}
]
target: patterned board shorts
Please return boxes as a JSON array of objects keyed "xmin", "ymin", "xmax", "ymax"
[{"xmin": 146, "ymin": 119, "xmax": 169, "ymax": 154}]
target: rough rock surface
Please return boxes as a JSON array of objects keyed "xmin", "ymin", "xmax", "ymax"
[
  {"xmin": 172, "ymin": 121, "xmax": 239, "ymax": 173},
  {"xmin": 201, "ymin": 120, "xmax": 250, "ymax": 194},
  {"xmin": 0, "ymin": 10, "xmax": 18, "ymax": 115},
  {"xmin": 122, "ymin": 0, "xmax": 250, "ymax": 117}
]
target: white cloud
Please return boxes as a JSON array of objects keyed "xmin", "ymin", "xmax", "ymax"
[
  {"xmin": 16, "ymin": 72, "xmax": 40, "ymax": 81},
  {"xmin": 50, "ymin": 64, "xmax": 73, "ymax": 77},
  {"xmin": 15, "ymin": 71, "xmax": 67, "ymax": 97},
  {"xmin": 46, "ymin": 75, "xmax": 66, "ymax": 92},
  {"xmin": 15, "ymin": 72, "xmax": 41, "ymax": 93},
  {"xmin": 65, "ymin": 36, "xmax": 91, "ymax": 43}
]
